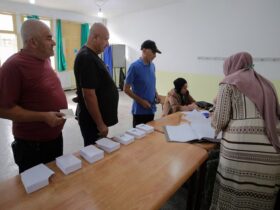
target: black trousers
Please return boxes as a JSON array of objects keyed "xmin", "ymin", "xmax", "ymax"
[
  {"xmin": 133, "ymin": 114, "xmax": 154, "ymax": 128},
  {"xmin": 11, "ymin": 133, "xmax": 63, "ymax": 173},
  {"xmin": 77, "ymin": 104, "xmax": 101, "ymax": 146},
  {"xmin": 78, "ymin": 118, "xmax": 99, "ymax": 146}
]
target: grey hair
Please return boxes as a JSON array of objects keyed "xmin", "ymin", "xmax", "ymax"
[{"xmin": 21, "ymin": 19, "xmax": 48, "ymax": 45}]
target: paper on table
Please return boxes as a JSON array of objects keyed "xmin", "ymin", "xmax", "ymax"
[
  {"xmin": 113, "ymin": 133, "xmax": 135, "ymax": 145},
  {"xmin": 182, "ymin": 110, "xmax": 207, "ymax": 122},
  {"xmin": 126, "ymin": 128, "xmax": 146, "ymax": 139},
  {"xmin": 164, "ymin": 124, "xmax": 198, "ymax": 142},
  {"xmin": 21, "ymin": 163, "xmax": 54, "ymax": 194},
  {"xmin": 96, "ymin": 138, "xmax": 121, "ymax": 153},
  {"xmin": 164, "ymin": 120, "xmax": 221, "ymax": 143},
  {"xmin": 136, "ymin": 124, "xmax": 154, "ymax": 134},
  {"xmin": 191, "ymin": 120, "xmax": 216, "ymax": 140},
  {"xmin": 80, "ymin": 145, "xmax": 104, "ymax": 164},
  {"xmin": 56, "ymin": 154, "xmax": 82, "ymax": 175},
  {"xmin": 60, "ymin": 109, "xmax": 75, "ymax": 119}
]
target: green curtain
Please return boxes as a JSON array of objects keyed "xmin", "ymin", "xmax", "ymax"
[
  {"xmin": 56, "ymin": 19, "xmax": 67, "ymax": 72},
  {"xmin": 27, "ymin": 15, "xmax": 39, "ymax": 20},
  {"xmin": 81, "ymin": 23, "xmax": 89, "ymax": 47}
]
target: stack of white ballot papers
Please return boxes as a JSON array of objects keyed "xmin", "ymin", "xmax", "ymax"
[
  {"xmin": 56, "ymin": 154, "xmax": 82, "ymax": 175},
  {"xmin": 80, "ymin": 145, "xmax": 104, "ymax": 164},
  {"xmin": 113, "ymin": 133, "xmax": 135, "ymax": 145},
  {"xmin": 136, "ymin": 124, "xmax": 154, "ymax": 134},
  {"xmin": 126, "ymin": 128, "xmax": 146, "ymax": 139},
  {"xmin": 21, "ymin": 163, "xmax": 54, "ymax": 194},
  {"xmin": 96, "ymin": 138, "xmax": 120, "ymax": 153}
]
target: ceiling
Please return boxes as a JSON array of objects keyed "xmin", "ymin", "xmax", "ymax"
[{"xmin": 4, "ymin": 0, "xmax": 183, "ymax": 18}]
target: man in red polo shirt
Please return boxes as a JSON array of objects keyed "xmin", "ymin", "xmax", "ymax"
[{"xmin": 0, "ymin": 19, "xmax": 67, "ymax": 173}]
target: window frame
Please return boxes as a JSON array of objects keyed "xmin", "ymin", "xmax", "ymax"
[{"xmin": 0, "ymin": 12, "xmax": 18, "ymax": 66}]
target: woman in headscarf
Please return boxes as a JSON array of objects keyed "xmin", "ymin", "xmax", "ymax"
[
  {"xmin": 162, "ymin": 77, "xmax": 197, "ymax": 116},
  {"xmin": 210, "ymin": 52, "xmax": 280, "ymax": 210}
]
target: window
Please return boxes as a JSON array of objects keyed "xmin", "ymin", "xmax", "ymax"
[
  {"xmin": 0, "ymin": 14, "xmax": 14, "ymax": 31},
  {"xmin": 0, "ymin": 33, "xmax": 17, "ymax": 65},
  {"xmin": 0, "ymin": 13, "xmax": 17, "ymax": 66}
]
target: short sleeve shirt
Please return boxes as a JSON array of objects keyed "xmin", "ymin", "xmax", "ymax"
[
  {"xmin": 125, "ymin": 58, "xmax": 157, "ymax": 115},
  {"xmin": 74, "ymin": 46, "xmax": 119, "ymax": 126},
  {"xmin": 0, "ymin": 51, "xmax": 68, "ymax": 140}
]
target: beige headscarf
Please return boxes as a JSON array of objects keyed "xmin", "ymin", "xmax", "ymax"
[{"xmin": 221, "ymin": 52, "xmax": 280, "ymax": 152}]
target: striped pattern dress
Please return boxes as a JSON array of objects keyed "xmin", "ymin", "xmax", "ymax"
[{"xmin": 210, "ymin": 84, "xmax": 280, "ymax": 210}]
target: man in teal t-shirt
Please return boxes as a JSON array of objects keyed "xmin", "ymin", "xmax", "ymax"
[{"xmin": 124, "ymin": 40, "xmax": 161, "ymax": 127}]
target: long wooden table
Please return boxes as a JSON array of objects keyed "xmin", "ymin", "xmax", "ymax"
[
  {"xmin": 0, "ymin": 132, "xmax": 208, "ymax": 210},
  {"xmin": 147, "ymin": 112, "xmax": 218, "ymax": 151},
  {"xmin": 148, "ymin": 112, "xmax": 185, "ymax": 131}
]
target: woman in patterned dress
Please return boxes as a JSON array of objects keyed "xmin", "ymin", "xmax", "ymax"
[{"xmin": 210, "ymin": 52, "xmax": 280, "ymax": 210}]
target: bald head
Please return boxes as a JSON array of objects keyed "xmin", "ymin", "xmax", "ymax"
[
  {"xmin": 87, "ymin": 23, "xmax": 109, "ymax": 54},
  {"xmin": 89, "ymin": 23, "xmax": 108, "ymax": 38},
  {"xmin": 21, "ymin": 19, "xmax": 50, "ymax": 47},
  {"xmin": 20, "ymin": 19, "xmax": 55, "ymax": 59}
]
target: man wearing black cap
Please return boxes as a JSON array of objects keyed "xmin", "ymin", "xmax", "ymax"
[{"xmin": 124, "ymin": 40, "xmax": 161, "ymax": 127}]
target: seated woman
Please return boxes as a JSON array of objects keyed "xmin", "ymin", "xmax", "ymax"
[{"xmin": 162, "ymin": 78, "xmax": 197, "ymax": 116}]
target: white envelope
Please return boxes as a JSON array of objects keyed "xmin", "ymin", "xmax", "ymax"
[{"xmin": 60, "ymin": 109, "xmax": 75, "ymax": 119}]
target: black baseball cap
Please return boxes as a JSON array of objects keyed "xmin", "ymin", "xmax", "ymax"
[{"xmin": 141, "ymin": 40, "xmax": 161, "ymax": 54}]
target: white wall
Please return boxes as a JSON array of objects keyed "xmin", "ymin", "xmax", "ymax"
[
  {"xmin": 0, "ymin": 1, "xmax": 99, "ymax": 24},
  {"xmin": 108, "ymin": 0, "xmax": 280, "ymax": 80}
]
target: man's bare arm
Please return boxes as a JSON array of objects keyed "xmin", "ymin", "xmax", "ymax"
[
  {"xmin": 124, "ymin": 84, "xmax": 151, "ymax": 109},
  {"xmin": 0, "ymin": 105, "xmax": 65, "ymax": 127},
  {"xmin": 82, "ymin": 88, "xmax": 108, "ymax": 137}
]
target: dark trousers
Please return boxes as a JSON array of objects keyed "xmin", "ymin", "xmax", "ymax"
[
  {"xmin": 77, "ymin": 105, "xmax": 100, "ymax": 146},
  {"xmin": 11, "ymin": 133, "xmax": 63, "ymax": 173},
  {"xmin": 133, "ymin": 114, "xmax": 154, "ymax": 128},
  {"xmin": 78, "ymin": 119, "xmax": 99, "ymax": 146}
]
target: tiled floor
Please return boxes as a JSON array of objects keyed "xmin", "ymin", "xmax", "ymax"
[{"xmin": 0, "ymin": 90, "xmax": 162, "ymax": 181}]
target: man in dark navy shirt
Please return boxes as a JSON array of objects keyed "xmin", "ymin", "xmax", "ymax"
[{"xmin": 74, "ymin": 23, "xmax": 119, "ymax": 146}]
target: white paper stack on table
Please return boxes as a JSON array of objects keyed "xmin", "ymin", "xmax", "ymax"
[
  {"xmin": 80, "ymin": 145, "xmax": 104, "ymax": 164},
  {"xmin": 126, "ymin": 128, "xmax": 146, "ymax": 139},
  {"xmin": 56, "ymin": 154, "xmax": 82, "ymax": 175},
  {"xmin": 96, "ymin": 138, "xmax": 120, "ymax": 153},
  {"xmin": 113, "ymin": 133, "xmax": 135, "ymax": 145},
  {"xmin": 136, "ymin": 123, "xmax": 154, "ymax": 134},
  {"xmin": 21, "ymin": 163, "xmax": 54, "ymax": 194}
]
